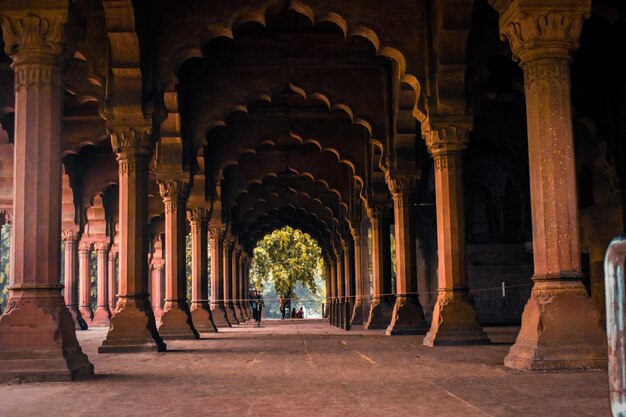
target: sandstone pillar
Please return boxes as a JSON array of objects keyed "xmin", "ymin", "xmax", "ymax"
[
  {"xmin": 0, "ymin": 9, "xmax": 93, "ymax": 380},
  {"xmin": 385, "ymin": 175, "xmax": 428, "ymax": 335},
  {"xmin": 62, "ymin": 230, "xmax": 87, "ymax": 330},
  {"xmin": 239, "ymin": 253, "xmax": 250, "ymax": 321},
  {"xmin": 336, "ymin": 248, "xmax": 345, "ymax": 328},
  {"xmin": 91, "ymin": 242, "xmax": 111, "ymax": 326},
  {"xmin": 490, "ymin": 0, "xmax": 605, "ymax": 370},
  {"xmin": 329, "ymin": 258, "xmax": 337, "ymax": 325},
  {"xmin": 350, "ymin": 228, "xmax": 364, "ymax": 325},
  {"xmin": 158, "ymin": 180, "xmax": 198, "ymax": 340},
  {"xmin": 107, "ymin": 247, "xmax": 118, "ymax": 313},
  {"xmin": 152, "ymin": 261, "xmax": 165, "ymax": 322},
  {"xmin": 232, "ymin": 245, "xmax": 244, "ymax": 322},
  {"xmin": 364, "ymin": 206, "xmax": 394, "ymax": 329},
  {"xmin": 188, "ymin": 209, "xmax": 217, "ymax": 333},
  {"xmin": 224, "ymin": 237, "xmax": 238, "ymax": 324},
  {"xmin": 209, "ymin": 225, "xmax": 230, "ymax": 326},
  {"xmin": 99, "ymin": 125, "xmax": 165, "ymax": 353},
  {"xmin": 78, "ymin": 241, "xmax": 93, "ymax": 321},
  {"xmin": 423, "ymin": 124, "xmax": 489, "ymax": 346}
]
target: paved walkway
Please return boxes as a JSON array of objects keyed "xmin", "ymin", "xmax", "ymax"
[{"xmin": 0, "ymin": 319, "xmax": 611, "ymax": 416}]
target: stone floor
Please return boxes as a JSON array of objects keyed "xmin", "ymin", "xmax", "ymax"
[{"xmin": 0, "ymin": 319, "xmax": 612, "ymax": 417}]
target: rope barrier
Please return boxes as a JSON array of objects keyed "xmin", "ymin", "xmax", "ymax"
[{"xmin": 206, "ymin": 282, "xmax": 533, "ymax": 303}]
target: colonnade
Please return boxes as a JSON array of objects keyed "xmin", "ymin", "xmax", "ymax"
[{"xmin": 0, "ymin": 0, "xmax": 608, "ymax": 382}]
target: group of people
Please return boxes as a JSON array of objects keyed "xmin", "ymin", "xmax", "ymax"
[
  {"xmin": 279, "ymin": 296, "xmax": 304, "ymax": 319},
  {"xmin": 249, "ymin": 290, "xmax": 264, "ymax": 327}
]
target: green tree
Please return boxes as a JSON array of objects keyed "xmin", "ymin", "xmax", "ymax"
[
  {"xmin": 250, "ymin": 226, "xmax": 324, "ymax": 304},
  {"xmin": 0, "ymin": 225, "xmax": 9, "ymax": 310}
]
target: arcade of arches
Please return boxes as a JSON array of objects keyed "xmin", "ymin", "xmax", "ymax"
[{"xmin": 0, "ymin": 0, "xmax": 624, "ymax": 397}]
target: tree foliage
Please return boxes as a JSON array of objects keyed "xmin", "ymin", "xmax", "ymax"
[{"xmin": 250, "ymin": 226, "xmax": 323, "ymax": 299}]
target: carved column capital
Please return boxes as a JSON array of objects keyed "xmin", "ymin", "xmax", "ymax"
[
  {"xmin": 385, "ymin": 173, "xmax": 419, "ymax": 196},
  {"xmin": 366, "ymin": 204, "xmax": 391, "ymax": 225},
  {"xmin": 187, "ymin": 208, "xmax": 209, "ymax": 225},
  {"xmin": 208, "ymin": 225, "xmax": 225, "ymax": 240},
  {"xmin": 0, "ymin": 9, "xmax": 69, "ymax": 65},
  {"xmin": 109, "ymin": 246, "xmax": 119, "ymax": 259},
  {"xmin": 152, "ymin": 260, "xmax": 165, "ymax": 271},
  {"xmin": 108, "ymin": 125, "xmax": 154, "ymax": 158},
  {"xmin": 158, "ymin": 179, "xmax": 190, "ymax": 213},
  {"xmin": 94, "ymin": 241, "xmax": 110, "ymax": 252},
  {"xmin": 489, "ymin": 0, "xmax": 590, "ymax": 64},
  {"xmin": 350, "ymin": 227, "xmax": 361, "ymax": 243},
  {"xmin": 78, "ymin": 241, "xmax": 92, "ymax": 252},
  {"xmin": 423, "ymin": 118, "xmax": 471, "ymax": 156},
  {"xmin": 61, "ymin": 229, "xmax": 80, "ymax": 242}
]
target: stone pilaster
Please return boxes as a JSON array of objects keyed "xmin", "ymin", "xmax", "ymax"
[
  {"xmin": 223, "ymin": 237, "xmax": 238, "ymax": 324},
  {"xmin": 490, "ymin": 0, "xmax": 605, "ymax": 370},
  {"xmin": 239, "ymin": 253, "xmax": 250, "ymax": 321},
  {"xmin": 209, "ymin": 225, "xmax": 230, "ymax": 327},
  {"xmin": 91, "ymin": 241, "xmax": 112, "ymax": 326},
  {"xmin": 335, "ymin": 247, "xmax": 345, "ymax": 328},
  {"xmin": 385, "ymin": 175, "xmax": 428, "ymax": 335},
  {"xmin": 350, "ymin": 228, "xmax": 364, "ymax": 325},
  {"xmin": 188, "ymin": 208, "xmax": 217, "ymax": 333},
  {"xmin": 364, "ymin": 206, "xmax": 395, "ymax": 330},
  {"xmin": 157, "ymin": 179, "xmax": 198, "ymax": 340},
  {"xmin": 323, "ymin": 261, "xmax": 331, "ymax": 319},
  {"xmin": 62, "ymin": 230, "xmax": 88, "ymax": 330},
  {"xmin": 329, "ymin": 257, "xmax": 338, "ymax": 326},
  {"xmin": 0, "ymin": 9, "xmax": 93, "ymax": 380},
  {"xmin": 99, "ymin": 126, "xmax": 165, "ymax": 353},
  {"xmin": 422, "ymin": 121, "xmax": 489, "ymax": 346},
  {"xmin": 342, "ymin": 240, "xmax": 353, "ymax": 331},
  {"xmin": 107, "ymin": 247, "xmax": 118, "ymax": 313},
  {"xmin": 78, "ymin": 240, "xmax": 93, "ymax": 321}
]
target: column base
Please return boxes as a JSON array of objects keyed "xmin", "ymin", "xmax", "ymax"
[
  {"xmin": 504, "ymin": 279, "xmax": 607, "ymax": 371},
  {"xmin": 350, "ymin": 299, "xmax": 364, "ymax": 325},
  {"xmin": 227, "ymin": 303, "xmax": 240, "ymax": 324},
  {"xmin": 91, "ymin": 305, "xmax": 112, "ymax": 327},
  {"xmin": 364, "ymin": 297, "xmax": 394, "ymax": 330},
  {"xmin": 190, "ymin": 302, "xmax": 218, "ymax": 333},
  {"xmin": 0, "ymin": 290, "xmax": 94, "ymax": 382},
  {"xmin": 210, "ymin": 302, "xmax": 231, "ymax": 327},
  {"xmin": 423, "ymin": 289, "xmax": 490, "ymax": 346},
  {"xmin": 234, "ymin": 303, "xmax": 246, "ymax": 322},
  {"xmin": 79, "ymin": 306, "xmax": 93, "ymax": 322},
  {"xmin": 99, "ymin": 296, "xmax": 166, "ymax": 353},
  {"xmin": 385, "ymin": 294, "xmax": 428, "ymax": 336},
  {"xmin": 158, "ymin": 300, "xmax": 200, "ymax": 340},
  {"xmin": 67, "ymin": 304, "xmax": 88, "ymax": 330}
]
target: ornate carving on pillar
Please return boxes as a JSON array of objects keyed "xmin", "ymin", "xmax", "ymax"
[
  {"xmin": 187, "ymin": 208, "xmax": 217, "ymax": 333},
  {"xmin": 158, "ymin": 178, "xmax": 198, "ymax": 340},
  {"xmin": 364, "ymin": 204, "xmax": 394, "ymax": 330},
  {"xmin": 92, "ymin": 241, "xmax": 111, "ymax": 326},
  {"xmin": 384, "ymin": 173, "xmax": 428, "ymax": 336},
  {"xmin": 99, "ymin": 122, "xmax": 165, "ymax": 353},
  {"xmin": 0, "ymin": 8, "xmax": 93, "ymax": 381},
  {"xmin": 489, "ymin": 0, "xmax": 605, "ymax": 371}
]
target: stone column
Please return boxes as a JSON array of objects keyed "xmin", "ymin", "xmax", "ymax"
[
  {"xmin": 209, "ymin": 225, "xmax": 230, "ymax": 326},
  {"xmin": 99, "ymin": 125, "xmax": 165, "ymax": 353},
  {"xmin": 151, "ymin": 261, "xmax": 165, "ymax": 322},
  {"xmin": 343, "ymin": 240, "xmax": 353, "ymax": 330},
  {"xmin": 78, "ymin": 241, "xmax": 93, "ymax": 321},
  {"xmin": 157, "ymin": 180, "xmax": 198, "ymax": 340},
  {"xmin": 92, "ymin": 241, "xmax": 112, "ymax": 326},
  {"xmin": 385, "ymin": 175, "xmax": 428, "ymax": 335},
  {"xmin": 231, "ymin": 244, "xmax": 244, "ymax": 321},
  {"xmin": 223, "ymin": 237, "xmax": 238, "ymax": 323},
  {"xmin": 62, "ymin": 230, "xmax": 88, "ymax": 330},
  {"xmin": 239, "ymin": 253, "xmax": 250, "ymax": 321},
  {"xmin": 107, "ymin": 247, "xmax": 118, "ymax": 313},
  {"xmin": 364, "ymin": 206, "xmax": 394, "ymax": 329},
  {"xmin": 188, "ymin": 208, "xmax": 217, "ymax": 333},
  {"xmin": 243, "ymin": 256, "xmax": 253, "ymax": 319},
  {"xmin": 329, "ymin": 257, "xmax": 337, "ymax": 325},
  {"xmin": 350, "ymin": 228, "xmax": 364, "ymax": 325},
  {"xmin": 0, "ymin": 9, "xmax": 93, "ymax": 380},
  {"xmin": 323, "ymin": 261, "xmax": 331, "ymax": 319},
  {"xmin": 423, "ymin": 122, "xmax": 489, "ymax": 346},
  {"xmin": 490, "ymin": 0, "xmax": 605, "ymax": 370}
]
